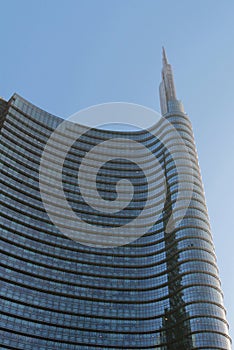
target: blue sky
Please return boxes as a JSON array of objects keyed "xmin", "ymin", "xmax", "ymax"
[{"xmin": 1, "ymin": 0, "xmax": 234, "ymax": 340}]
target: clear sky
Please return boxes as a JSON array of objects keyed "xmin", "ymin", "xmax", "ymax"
[{"xmin": 1, "ymin": 0, "xmax": 234, "ymax": 340}]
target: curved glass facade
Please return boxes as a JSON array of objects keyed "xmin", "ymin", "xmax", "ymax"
[{"xmin": 0, "ymin": 91, "xmax": 232, "ymax": 349}]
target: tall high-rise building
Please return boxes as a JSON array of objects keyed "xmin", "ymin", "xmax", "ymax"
[{"xmin": 0, "ymin": 50, "xmax": 232, "ymax": 349}]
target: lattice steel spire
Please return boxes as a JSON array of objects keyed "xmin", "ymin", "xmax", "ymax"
[{"xmin": 159, "ymin": 47, "xmax": 183, "ymax": 115}]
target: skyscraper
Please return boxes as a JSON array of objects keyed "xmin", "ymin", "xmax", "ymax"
[{"xmin": 0, "ymin": 50, "xmax": 232, "ymax": 349}]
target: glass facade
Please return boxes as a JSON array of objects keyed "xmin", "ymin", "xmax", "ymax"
[
  {"xmin": 0, "ymin": 51, "xmax": 232, "ymax": 349},
  {"xmin": 0, "ymin": 95, "xmax": 230, "ymax": 350}
]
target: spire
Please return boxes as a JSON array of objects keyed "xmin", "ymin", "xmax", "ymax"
[
  {"xmin": 161, "ymin": 47, "xmax": 176, "ymax": 100},
  {"xmin": 159, "ymin": 47, "xmax": 184, "ymax": 115},
  {"xmin": 162, "ymin": 46, "xmax": 168, "ymax": 66}
]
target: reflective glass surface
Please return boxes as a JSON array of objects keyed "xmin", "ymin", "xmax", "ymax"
[{"xmin": 0, "ymin": 94, "xmax": 231, "ymax": 349}]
